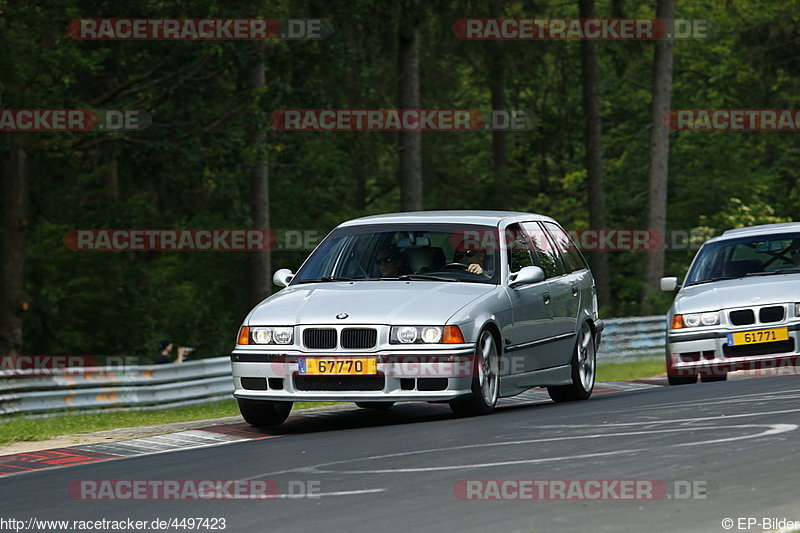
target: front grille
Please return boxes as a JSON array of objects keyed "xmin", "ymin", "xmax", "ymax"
[
  {"xmin": 303, "ymin": 328, "xmax": 337, "ymax": 349},
  {"xmin": 723, "ymin": 339, "xmax": 795, "ymax": 357},
  {"xmin": 730, "ymin": 309, "xmax": 755, "ymax": 326},
  {"xmin": 759, "ymin": 306, "xmax": 784, "ymax": 323},
  {"xmin": 341, "ymin": 328, "xmax": 377, "ymax": 349},
  {"xmin": 293, "ymin": 375, "xmax": 385, "ymax": 391}
]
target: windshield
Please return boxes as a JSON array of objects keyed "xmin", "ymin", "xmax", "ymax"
[
  {"xmin": 685, "ymin": 232, "xmax": 800, "ymax": 285},
  {"xmin": 292, "ymin": 223, "xmax": 501, "ymax": 285}
]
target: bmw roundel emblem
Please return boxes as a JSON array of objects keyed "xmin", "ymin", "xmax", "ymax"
[{"xmin": 336, "ymin": 312, "xmax": 349, "ymax": 320}]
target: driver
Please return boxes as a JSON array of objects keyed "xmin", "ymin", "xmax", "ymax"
[
  {"xmin": 375, "ymin": 246, "xmax": 403, "ymax": 277},
  {"xmin": 789, "ymin": 240, "xmax": 800, "ymax": 265},
  {"xmin": 454, "ymin": 244, "xmax": 489, "ymax": 276}
]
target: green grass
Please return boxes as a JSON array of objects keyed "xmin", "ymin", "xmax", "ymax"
[
  {"xmin": 597, "ymin": 358, "xmax": 664, "ymax": 382},
  {"xmin": 0, "ymin": 400, "xmax": 341, "ymax": 446},
  {"xmin": 0, "ymin": 359, "xmax": 664, "ymax": 446}
]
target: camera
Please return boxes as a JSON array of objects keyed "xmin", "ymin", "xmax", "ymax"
[{"xmin": 180, "ymin": 346, "xmax": 197, "ymax": 357}]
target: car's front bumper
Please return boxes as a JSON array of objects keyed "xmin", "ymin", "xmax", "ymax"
[
  {"xmin": 666, "ymin": 321, "xmax": 800, "ymax": 377},
  {"xmin": 230, "ymin": 344, "xmax": 477, "ymax": 402}
]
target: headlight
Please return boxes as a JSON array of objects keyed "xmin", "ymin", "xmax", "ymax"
[
  {"xmin": 391, "ymin": 326, "xmax": 442, "ymax": 344},
  {"xmin": 250, "ymin": 326, "xmax": 293, "ymax": 345},
  {"xmin": 421, "ymin": 327, "xmax": 443, "ymax": 343},
  {"xmin": 673, "ymin": 312, "xmax": 720, "ymax": 329},
  {"xmin": 272, "ymin": 327, "xmax": 293, "ymax": 344}
]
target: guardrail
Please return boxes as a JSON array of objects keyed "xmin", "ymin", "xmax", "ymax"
[
  {"xmin": 0, "ymin": 316, "xmax": 667, "ymax": 417},
  {"xmin": 597, "ymin": 315, "xmax": 666, "ymax": 360},
  {"xmin": 0, "ymin": 357, "xmax": 233, "ymax": 417}
]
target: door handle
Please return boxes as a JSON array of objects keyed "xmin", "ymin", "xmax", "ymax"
[
  {"xmin": 571, "ymin": 284, "xmax": 578, "ymax": 296},
  {"xmin": 543, "ymin": 292, "xmax": 551, "ymax": 304}
]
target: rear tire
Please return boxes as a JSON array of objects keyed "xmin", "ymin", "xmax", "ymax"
[
  {"xmin": 547, "ymin": 322, "xmax": 596, "ymax": 403},
  {"xmin": 355, "ymin": 402, "xmax": 395, "ymax": 409},
  {"xmin": 237, "ymin": 398, "xmax": 292, "ymax": 427},
  {"xmin": 668, "ymin": 374, "xmax": 698, "ymax": 385},
  {"xmin": 449, "ymin": 329, "xmax": 499, "ymax": 417}
]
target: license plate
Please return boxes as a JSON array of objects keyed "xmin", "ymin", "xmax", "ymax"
[
  {"xmin": 727, "ymin": 327, "xmax": 789, "ymax": 346},
  {"xmin": 298, "ymin": 358, "xmax": 378, "ymax": 375}
]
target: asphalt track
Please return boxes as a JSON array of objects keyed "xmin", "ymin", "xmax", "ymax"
[{"xmin": 2, "ymin": 375, "xmax": 800, "ymax": 533}]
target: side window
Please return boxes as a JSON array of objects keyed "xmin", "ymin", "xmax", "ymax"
[
  {"xmin": 521, "ymin": 222, "xmax": 564, "ymax": 278},
  {"xmin": 542, "ymin": 222, "xmax": 588, "ymax": 272},
  {"xmin": 505, "ymin": 224, "xmax": 533, "ymax": 272}
]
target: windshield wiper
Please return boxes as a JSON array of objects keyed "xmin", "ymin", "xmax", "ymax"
[
  {"xmin": 745, "ymin": 269, "xmax": 800, "ymax": 277},
  {"xmin": 397, "ymin": 274, "xmax": 458, "ymax": 282},
  {"xmin": 686, "ymin": 276, "xmax": 739, "ymax": 286},
  {"xmin": 296, "ymin": 276, "xmax": 375, "ymax": 283}
]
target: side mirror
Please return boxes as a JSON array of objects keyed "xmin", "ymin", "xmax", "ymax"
[
  {"xmin": 660, "ymin": 276, "xmax": 679, "ymax": 292},
  {"xmin": 509, "ymin": 266, "xmax": 546, "ymax": 287},
  {"xmin": 273, "ymin": 268, "xmax": 294, "ymax": 287}
]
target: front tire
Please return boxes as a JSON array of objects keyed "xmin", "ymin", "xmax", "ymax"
[
  {"xmin": 237, "ymin": 398, "xmax": 292, "ymax": 427},
  {"xmin": 450, "ymin": 329, "xmax": 499, "ymax": 417},
  {"xmin": 547, "ymin": 322, "xmax": 596, "ymax": 402}
]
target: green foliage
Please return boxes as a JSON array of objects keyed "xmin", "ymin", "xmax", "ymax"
[{"xmin": 3, "ymin": 0, "xmax": 800, "ymax": 360}]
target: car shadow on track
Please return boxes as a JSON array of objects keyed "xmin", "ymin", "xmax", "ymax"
[{"xmin": 218, "ymin": 398, "xmax": 567, "ymax": 437}]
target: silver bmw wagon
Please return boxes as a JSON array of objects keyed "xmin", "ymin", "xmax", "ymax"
[
  {"xmin": 231, "ymin": 211, "xmax": 602, "ymax": 426},
  {"xmin": 661, "ymin": 222, "xmax": 800, "ymax": 385}
]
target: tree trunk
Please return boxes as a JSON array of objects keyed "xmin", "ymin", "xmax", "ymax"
[
  {"xmin": 106, "ymin": 153, "xmax": 119, "ymax": 202},
  {"xmin": 485, "ymin": 39, "xmax": 508, "ymax": 208},
  {"xmin": 579, "ymin": 0, "xmax": 611, "ymax": 311},
  {"xmin": 398, "ymin": 0, "xmax": 423, "ymax": 211},
  {"xmin": 641, "ymin": 0, "xmax": 675, "ymax": 313},
  {"xmin": 0, "ymin": 137, "xmax": 30, "ymax": 355},
  {"xmin": 248, "ymin": 52, "xmax": 271, "ymax": 308}
]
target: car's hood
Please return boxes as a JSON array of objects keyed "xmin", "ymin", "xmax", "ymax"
[
  {"xmin": 674, "ymin": 274, "xmax": 800, "ymax": 313},
  {"xmin": 247, "ymin": 281, "xmax": 497, "ymax": 325}
]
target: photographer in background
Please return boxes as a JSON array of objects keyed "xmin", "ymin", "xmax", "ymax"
[{"xmin": 154, "ymin": 339, "xmax": 194, "ymax": 364}]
